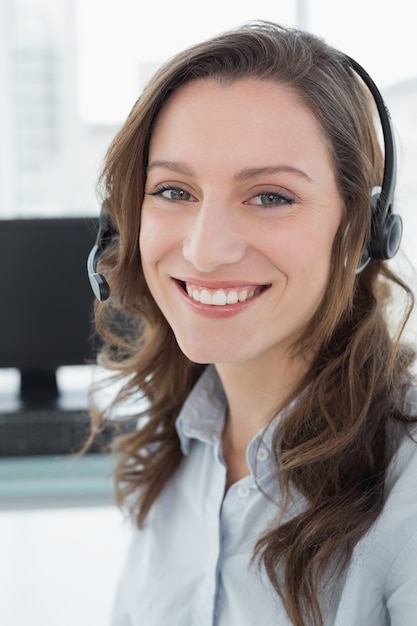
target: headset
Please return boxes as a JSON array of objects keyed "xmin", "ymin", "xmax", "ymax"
[
  {"xmin": 87, "ymin": 206, "xmax": 115, "ymax": 301},
  {"xmin": 347, "ymin": 57, "xmax": 402, "ymax": 272},
  {"xmin": 87, "ymin": 55, "xmax": 402, "ymax": 301}
]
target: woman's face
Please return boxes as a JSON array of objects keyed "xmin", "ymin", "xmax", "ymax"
[{"xmin": 140, "ymin": 78, "xmax": 343, "ymax": 369}]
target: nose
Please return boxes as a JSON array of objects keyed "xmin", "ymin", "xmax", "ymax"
[{"xmin": 182, "ymin": 199, "xmax": 247, "ymax": 273}]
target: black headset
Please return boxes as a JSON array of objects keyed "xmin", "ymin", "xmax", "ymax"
[
  {"xmin": 87, "ymin": 55, "xmax": 402, "ymax": 302},
  {"xmin": 347, "ymin": 57, "xmax": 402, "ymax": 272},
  {"xmin": 87, "ymin": 206, "xmax": 115, "ymax": 301}
]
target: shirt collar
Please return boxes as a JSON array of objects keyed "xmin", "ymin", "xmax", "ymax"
[
  {"xmin": 175, "ymin": 364, "xmax": 301, "ymax": 475},
  {"xmin": 176, "ymin": 365, "xmax": 227, "ymax": 455}
]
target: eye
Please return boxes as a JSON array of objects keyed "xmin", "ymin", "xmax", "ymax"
[
  {"xmin": 146, "ymin": 185, "xmax": 196, "ymax": 202},
  {"xmin": 247, "ymin": 191, "xmax": 294, "ymax": 207}
]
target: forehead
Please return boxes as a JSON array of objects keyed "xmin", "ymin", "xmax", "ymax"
[
  {"xmin": 148, "ymin": 77, "xmax": 335, "ymax": 180},
  {"xmin": 153, "ymin": 76, "xmax": 325, "ymax": 129}
]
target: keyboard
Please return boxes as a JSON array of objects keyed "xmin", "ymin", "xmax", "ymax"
[{"xmin": 0, "ymin": 408, "xmax": 134, "ymax": 457}]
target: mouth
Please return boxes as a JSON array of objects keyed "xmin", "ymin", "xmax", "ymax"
[{"xmin": 177, "ymin": 280, "xmax": 270, "ymax": 306}]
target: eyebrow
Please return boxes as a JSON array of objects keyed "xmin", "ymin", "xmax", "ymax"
[
  {"xmin": 235, "ymin": 165, "xmax": 313, "ymax": 183},
  {"xmin": 146, "ymin": 160, "xmax": 313, "ymax": 182},
  {"xmin": 147, "ymin": 160, "xmax": 194, "ymax": 176}
]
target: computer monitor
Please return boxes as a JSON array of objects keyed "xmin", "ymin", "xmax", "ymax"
[{"xmin": 0, "ymin": 216, "xmax": 99, "ymax": 406}]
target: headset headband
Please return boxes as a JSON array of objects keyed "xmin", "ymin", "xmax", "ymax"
[
  {"xmin": 87, "ymin": 54, "xmax": 402, "ymax": 301},
  {"xmin": 346, "ymin": 57, "xmax": 397, "ymax": 227}
]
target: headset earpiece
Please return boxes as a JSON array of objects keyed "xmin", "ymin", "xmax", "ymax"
[
  {"xmin": 87, "ymin": 208, "xmax": 114, "ymax": 301},
  {"xmin": 369, "ymin": 186, "xmax": 403, "ymax": 261},
  {"xmin": 356, "ymin": 185, "xmax": 403, "ymax": 275}
]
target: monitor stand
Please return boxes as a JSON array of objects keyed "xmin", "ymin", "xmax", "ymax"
[{"xmin": 20, "ymin": 368, "xmax": 59, "ymax": 409}]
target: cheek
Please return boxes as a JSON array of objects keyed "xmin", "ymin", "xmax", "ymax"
[
  {"xmin": 139, "ymin": 210, "xmax": 166, "ymax": 268},
  {"xmin": 139, "ymin": 207, "xmax": 184, "ymax": 263},
  {"xmin": 267, "ymin": 221, "xmax": 338, "ymax": 308},
  {"xmin": 139, "ymin": 210, "xmax": 183, "ymax": 300},
  {"xmin": 267, "ymin": 221, "xmax": 334, "ymax": 272},
  {"xmin": 139, "ymin": 212, "xmax": 161, "ymax": 293}
]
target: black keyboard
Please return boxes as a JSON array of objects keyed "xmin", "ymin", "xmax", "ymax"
[{"xmin": 0, "ymin": 408, "xmax": 134, "ymax": 457}]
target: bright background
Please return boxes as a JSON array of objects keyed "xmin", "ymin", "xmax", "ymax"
[
  {"xmin": 76, "ymin": 0, "xmax": 417, "ymax": 124},
  {"xmin": 0, "ymin": 2, "xmax": 416, "ymax": 625},
  {"xmin": 1, "ymin": 0, "xmax": 416, "ymax": 262}
]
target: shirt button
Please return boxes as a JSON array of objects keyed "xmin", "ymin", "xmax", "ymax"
[
  {"xmin": 256, "ymin": 447, "xmax": 269, "ymax": 461},
  {"xmin": 237, "ymin": 485, "xmax": 250, "ymax": 498}
]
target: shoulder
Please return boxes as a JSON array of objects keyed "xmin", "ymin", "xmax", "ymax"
[
  {"xmin": 385, "ymin": 424, "xmax": 417, "ymax": 503},
  {"xmin": 384, "ymin": 379, "xmax": 417, "ymax": 515},
  {"xmin": 386, "ymin": 382, "xmax": 417, "ymax": 496},
  {"xmin": 337, "ymin": 423, "xmax": 417, "ymax": 616},
  {"xmin": 349, "ymin": 413, "xmax": 417, "ymax": 566},
  {"xmin": 364, "ymin": 419, "xmax": 417, "ymax": 578},
  {"xmin": 378, "ymin": 422, "xmax": 417, "ymax": 619},
  {"xmin": 334, "ymin": 425, "xmax": 417, "ymax": 623}
]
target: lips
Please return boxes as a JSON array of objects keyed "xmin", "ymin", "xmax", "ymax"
[{"xmin": 181, "ymin": 281, "xmax": 267, "ymax": 306}]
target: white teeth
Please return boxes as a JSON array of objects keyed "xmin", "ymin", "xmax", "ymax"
[
  {"xmin": 185, "ymin": 284, "xmax": 260, "ymax": 306},
  {"xmin": 212, "ymin": 290, "xmax": 227, "ymax": 305},
  {"xmin": 200, "ymin": 289, "xmax": 212, "ymax": 304},
  {"xmin": 238, "ymin": 290, "xmax": 248, "ymax": 302},
  {"xmin": 226, "ymin": 291, "xmax": 238, "ymax": 304}
]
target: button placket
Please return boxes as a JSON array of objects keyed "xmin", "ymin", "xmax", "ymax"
[{"xmin": 192, "ymin": 440, "xmax": 227, "ymax": 626}]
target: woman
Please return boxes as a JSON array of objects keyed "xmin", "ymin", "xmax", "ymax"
[{"xmin": 88, "ymin": 21, "xmax": 417, "ymax": 626}]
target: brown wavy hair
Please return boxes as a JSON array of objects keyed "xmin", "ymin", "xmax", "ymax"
[{"xmin": 89, "ymin": 21, "xmax": 416, "ymax": 626}]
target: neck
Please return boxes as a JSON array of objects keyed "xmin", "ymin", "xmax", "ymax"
[{"xmin": 216, "ymin": 351, "xmax": 309, "ymax": 487}]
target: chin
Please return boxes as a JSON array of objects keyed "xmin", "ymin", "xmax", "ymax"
[
  {"xmin": 175, "ymin": 335, "xmax": 250, "ymax": 367},
  {"xmin": 177, "ymin": 344, "xmax": 226, "ymax": 365}
]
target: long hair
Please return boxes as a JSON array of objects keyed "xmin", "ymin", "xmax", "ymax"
[{"xmin": 90, "ymin": 21, "xmax": 416, "ymax": 626}]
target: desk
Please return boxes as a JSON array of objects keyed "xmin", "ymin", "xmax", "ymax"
[
  {"xmin": 0, "ymin": 378, "xmax": 134, "ymax": 508},
  {"xmin": 0, "ymin": 368, "xmax": 136, "ymax": 508},
  {"xmin": 0, "ymin": 453, "xmax": 117, "ymax": 509}
]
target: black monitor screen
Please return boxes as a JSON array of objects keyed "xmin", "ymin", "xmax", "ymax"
[{"xmin": 0, "ymin": 217, "xmax": 98, "ymax": 404}]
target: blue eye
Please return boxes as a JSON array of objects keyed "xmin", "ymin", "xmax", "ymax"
[
  {"xmin": 250, "ymin": 192, "xmax": 294, "ymax": 207},
  {"xmin": 147, "ymin": 186, "xmax": 194, "ymax": 201}
]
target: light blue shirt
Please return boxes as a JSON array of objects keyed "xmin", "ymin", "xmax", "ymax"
[{"xmin": 111, "ymin": 366, "xmax": 417, "ymax": 625}]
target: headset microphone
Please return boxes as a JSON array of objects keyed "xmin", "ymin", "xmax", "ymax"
[{"xmin": 87, "ymin": 208, "xmax": 113, "ymax": 301}]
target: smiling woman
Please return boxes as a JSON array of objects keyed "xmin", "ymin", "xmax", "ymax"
[
  {"xmin": 86, "ymin": 21, "xmax": 417, "ymax": 626},
  {"xmin": 140, "ymin": 78, "xmax": 342, "ymax": 370}
]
